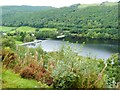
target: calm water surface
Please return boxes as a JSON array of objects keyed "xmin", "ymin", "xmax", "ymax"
[{"xmin": 29, "ymin": 39, "xmax": 119, "ymax": 60}]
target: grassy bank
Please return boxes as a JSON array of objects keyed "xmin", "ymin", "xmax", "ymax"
[{"xmin": 2, "ymin": 68, "xmax": 50, "ymax": 88}]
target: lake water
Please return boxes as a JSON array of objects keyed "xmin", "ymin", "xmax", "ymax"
[{"xmin": 28, "ymin": 39, "xmax": 119, "ymax": 60}]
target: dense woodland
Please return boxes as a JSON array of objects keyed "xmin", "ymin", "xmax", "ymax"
[{"xmin": 1, "ymin": 2, "xmax": 119, "ymax": 40}]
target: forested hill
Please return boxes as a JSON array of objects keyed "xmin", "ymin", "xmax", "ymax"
[
  {"xmin": 2, "ymin": 2, "xmax": 119, "ymax": 40},
  {"xmin": 2, "ymin": 5, "xmax": 54, "ymax": 12}
]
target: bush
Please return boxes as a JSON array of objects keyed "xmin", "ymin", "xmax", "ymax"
[
  {"xmin": 2, "ymin": 36, "xmax": 16, "ymax": 49},
  {"xmin": 20, "ymin": 66, "xmax": 35, "ymax": 79},
  {"xmin": 51, "ymin": 46, "xmax": 106, "ymax": 88},
  {"xmin": 2, "ymin": 47, "xmax": 17, "ymax": 68},
  {"xmin": 20, "ymin": 59, "xmax": 53, "ymax": 86},
  {"xmin": 20, "ymin": 60, "xmax": 43, "ymax": 79},
  {"xmin": 105, "ymin": 53, "xmax": 120, "ymax": 88}
]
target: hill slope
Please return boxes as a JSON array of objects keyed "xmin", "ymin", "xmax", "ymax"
[{"xmin": 1, "ymin": 2, "xmax": 119, "ymax": 40}]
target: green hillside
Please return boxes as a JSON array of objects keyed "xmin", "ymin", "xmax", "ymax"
[
  {"xmin": 2, "ymin": 5, "xmax": 54, "ymax": 14},
  {"xmin": 0, "ymin": 26, "xmax": 17, "ymax": 32},
  {"xmin": 1, "ymin": 2, "xmax": 119, "ymax": 40}
]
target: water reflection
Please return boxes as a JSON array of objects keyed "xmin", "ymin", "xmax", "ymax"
[{"xmin": 28, "ymin": 39, "xmax": 118, "ymax": 60}]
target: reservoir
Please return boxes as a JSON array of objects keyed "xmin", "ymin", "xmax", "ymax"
[{"xmin": 28, "ymin": 39, "xmax": 119, "ymax": 60}]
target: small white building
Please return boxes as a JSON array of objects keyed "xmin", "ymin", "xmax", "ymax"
[
  {"xmin": 2, "ymin": 33, "xmax": 7, "ymax": 35},
  {"xmin": 57, "ymin": 35, "xmax": 65, "ymax": 38}
]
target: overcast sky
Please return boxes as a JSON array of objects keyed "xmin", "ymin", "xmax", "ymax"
[{"xmin": 0, "ymin": 0, "xmax": 119, "ymax": 7}]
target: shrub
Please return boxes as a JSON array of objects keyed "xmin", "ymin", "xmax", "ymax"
[
  {"xmin": 20, "ymin": 59, "xmax": 53, "ymax": 86},
  {"xmin": 20, "ymin": 66, "xmax": 35, "ymax": 79},
  {"xmin": 20, "ymin": 60, "xmax": 41, "ymax": 79},
  {"xmin": 51, "ymin": 46, "xmax": 106, "ymax": 88},
  {"xmin": 105, "ymin": 53, "xmax": 120, "ymax": 88},
  {"xmin": 2, "ymin": 47, "xmax": 17, "ymax": 68},
  {"xmin": 2, "ymin": 36, "xmax": 16, "ymax": 49}
]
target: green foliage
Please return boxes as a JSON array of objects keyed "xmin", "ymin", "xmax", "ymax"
[
  {"xmin": 2, "ymin": 36, "xmax": 16, "ymax": 49},
  {"xmin": 35, "ymin": 28, "xmax": 58, "ymax": 39},
  {"xmin": 23, "ymin": 34, "xmax": 36, "ymax": 42},
  {"xmin": 15, "ymin": 40, "xmax": 23, "ymax": 44},
  {"xmin": 105, "ymin": 53, "xmax": 120, "ymax": 88},
  {"xmin": 51, "ymin": 45, "xmax": 106, "ymax": 88},
  {"xmin": 1, "ymin": 26, "xmax": 59, "ymax": 41}
]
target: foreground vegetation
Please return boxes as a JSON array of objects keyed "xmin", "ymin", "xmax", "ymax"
[
  {"xmin": 1, "ymin": 38, "xmax": 120, "ymax": 88},
  {"xmin": 2, "ymin": 68, "xmax": 49, "ymax": 88}
]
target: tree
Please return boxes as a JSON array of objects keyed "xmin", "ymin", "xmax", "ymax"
[
  {"xmin": 2, "ymin": 37, "xmax": 16, "ymax": 49},
  {"xmin": 23, "ymin": 34, "xmax": 36, "ymax": 42}
]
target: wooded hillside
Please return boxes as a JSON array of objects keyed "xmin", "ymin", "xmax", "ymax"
[{"xmin": 1, "ymin": 2, "xmax": 119, "ymax": 40}]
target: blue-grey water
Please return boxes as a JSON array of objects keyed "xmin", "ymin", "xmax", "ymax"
[{"xmin": 28, "ymin": 39, "xmax": 119, "ymax": 60}]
